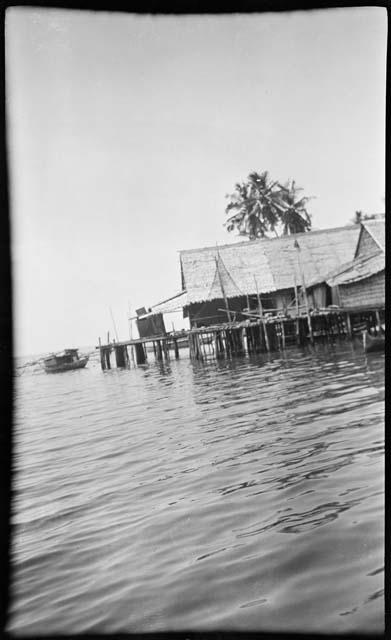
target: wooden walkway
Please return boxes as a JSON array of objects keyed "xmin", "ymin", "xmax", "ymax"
[{"xmin": 96, "ymin": 307, "xmax": 384, "ymax": 369}]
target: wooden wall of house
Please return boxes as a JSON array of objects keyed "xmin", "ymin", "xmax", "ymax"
[
  {"xmin": 355, "ymin": 227, "xmax": 379, "ymax": 258},
  {"xmin": 338, "ymin": 270, "xmax": 385, "ymax": 309}
]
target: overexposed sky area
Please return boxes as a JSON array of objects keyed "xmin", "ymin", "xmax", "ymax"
[{"xmin": 6, "ymin": 7, "xmax": 386, "ymax": 356}]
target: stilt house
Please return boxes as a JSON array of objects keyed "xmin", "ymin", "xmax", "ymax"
[
  {"xmin": 179, "ymin": 224, "xmax": 361, "ymax": 328},
  {"xmin": 326, "ymin": 219, "xmax": 385, "ymax": 310}
]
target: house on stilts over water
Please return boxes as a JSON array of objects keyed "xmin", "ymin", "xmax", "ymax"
[
  {"xmin": 97, "ymin": 219, "xmax": 385, "ymax": 368},
  {"xmin": 325, "ymin": 218, "xmax": 385, "ymax": 337},
  {"xmin": 179, "ymin": 224, "xmax": 363, "ymax": 328}
]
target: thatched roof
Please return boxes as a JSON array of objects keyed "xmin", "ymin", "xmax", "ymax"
[
  {"xmin": 326, "ymin": 251, "xmax": 384, "ymax": 287},
  {"xmin": 359, "ymin": 219, "xmax": 385, "ymax": 253},
  {"xmin": 180, "ymin": 225, "xmax": 360, "ymax": 305}
]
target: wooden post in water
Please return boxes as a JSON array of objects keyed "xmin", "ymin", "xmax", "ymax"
[
  {"xmin": 173, "ymin": 339, "xmax": 179, "ymax": 359},
  {"xmin": 99, "ymin": 337, "xmax": 106, "ymax": 370},
  {"xmin": 115, "ymin": 345, "xmax": 126, "ymax": 368},
  {"xmin": 281, "ymin": 320, "xmax": 286, "ymax": 350},
  {"xmin": 134, "ymin": 342, "xmax": 146, "ymax": 365},
  {"xmin": 345, "ymin": 312, "xmax": 352, "ymax": 338},
  {"xmin": 105, "ymin": 347, "xmax": 111, "ymax": 369},
  {"xmin": 375, "ymin": 310, "xmax": 381, "ymax": 335},
  {"xmin": 254, "ymin": 275, "xmax": 270, "ymax": 352},
  {"xmin": 156, "ymin": 341, "xmax": 163, "ymax": 360}
]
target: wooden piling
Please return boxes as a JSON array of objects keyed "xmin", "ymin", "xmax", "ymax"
[
  {"xmin": 134, "ymin": 342, "xmax": 146, "ymax": 365},
  {"xmin": 281, "ymin": 320, "xmax": 286, "ymax": 350},
  {"xmin": 156, "ymin": 340, "xmax": 163, "ymax": 360},
  {"xmin": 99, "ymin": 337, "xmax": 106, "ymax": 370},
  {"xmin": 114, "ymin": 345, "xmax": 127, "ymax": 368},
  {"xmin": 375, "ymin": 310, "xmax": 381, "ymax": 335},
  {"xmin": 173, "ymin": 339, "xmax": 179, "ymax": 359}
]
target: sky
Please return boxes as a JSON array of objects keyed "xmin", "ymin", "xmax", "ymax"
[{"xmin": 6, "ymin": 7, "xmax": 386, "ymax": 356}]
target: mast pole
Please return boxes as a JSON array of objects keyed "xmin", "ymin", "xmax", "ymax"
[
  {"xmin": 254, "ymin": 275, "xmax": 270, "ymax": 351},
  {"xmin": 215, "ymin": 254, "xmax": 231, "ymax": 323},
  {"xmin": 294, "ymin": 240, "xmax": 313, "ymax": 344}
]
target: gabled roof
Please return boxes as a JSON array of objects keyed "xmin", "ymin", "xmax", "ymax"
[
  {"xmin": 354, "ymin": 216, "xmax": 386, "ymax": 258},
  {"xmin": 360, "ymin": 219, "xmax": 385, "ymax": 253},
  {"xmin": 326, "ymin": 250, "xmax": 385, "ymax": 287},
  {"xmin": 180, "ymin": 225, "xmax": 360, "ymax": 304}
]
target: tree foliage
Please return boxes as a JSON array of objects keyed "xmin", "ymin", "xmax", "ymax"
[{"xmin": 225, "ymin": 171, "xmax": 313, "ymax": 239}]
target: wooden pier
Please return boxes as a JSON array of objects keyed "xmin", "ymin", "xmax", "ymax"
[{"xmin": 96, "ymin": 307, "xmax": 384, "ymax": 369}]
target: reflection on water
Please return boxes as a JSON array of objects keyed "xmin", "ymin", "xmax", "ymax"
[{"xmin": 9, "ymin": 342, "xmax": 384, "ymax": 634}]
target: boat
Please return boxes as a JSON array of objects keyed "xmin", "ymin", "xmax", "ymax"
[
  {"xmin": 43, "ymin": 349, "xmax": 89, "ymax": 373},
  {"xmin": 362, "ymin": 330, "xmax": 385, "ymax": 353}
]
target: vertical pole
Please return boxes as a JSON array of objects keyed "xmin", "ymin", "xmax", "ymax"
[
  {"xmin": 134, "ymin": 342, "xmax": 146, "ymax": 365},
  {"xmin": 281, "ymin": 320, "xmax": 286, "ymax": 350},
  {"xmin": 293, "ymin": 271, "xmax": 300, "ymax": 344},
  {"xmin": 295, "ymin": 244, "xmax": 313, "ymax": 344},
  {"xmin": 375, "ymin": 310, "xmax": 381, "ymax": 335},
  {"xmin": 215, "ymin": 255, "xmax": 231, "ymax": 323},
  {"xmin": 173, "ymin": 339, "xmax": 179, "ymax": 359},
  {"xmin": 254, "ymin": 275, "xmax": 269, "ymax": 351},
  {"xmin": 346, "ymin": 312, "xmax": 352, "ymax": 338},
  {"xmin": 99, "ymin": 337, "xmax": 106, "ymax": 370},
  {"xmin": 293, "ymin": 271, "xmax": 299, "ymax": 317}
]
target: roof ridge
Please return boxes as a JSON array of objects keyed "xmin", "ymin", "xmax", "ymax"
[{"xmin": 179, "ymin": 224, "xmax": 359, "ymax": 255}]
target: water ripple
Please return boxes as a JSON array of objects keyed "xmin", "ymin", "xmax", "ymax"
[{"xmin": 9, "ymin": 343, "xmax": 384, "ymax": 634}]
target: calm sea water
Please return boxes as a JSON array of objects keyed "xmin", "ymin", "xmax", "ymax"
[{"xmin": 9, "ymin": 341, "xmax": 384, "ymax": 634}]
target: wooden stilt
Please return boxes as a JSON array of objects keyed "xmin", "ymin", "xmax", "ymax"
[
  {"xmin": 134, "ymin": 342, "xmax": 146, "ymax": 365},
  {"xmin": 173, "ymin": 339, "xmax": 179, "ymax": 358},
  {"xmin": 375, "ymin": 310, "xmax": 381, "ymax": 335},
  {"xmin": 99, "ymin": 337, "xmax": 106, "ymax": 370}
]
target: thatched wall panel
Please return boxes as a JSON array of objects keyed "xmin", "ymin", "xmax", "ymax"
[{"xmin": 338, "ymin": 271, "xmax": 385, "ymax": 308}]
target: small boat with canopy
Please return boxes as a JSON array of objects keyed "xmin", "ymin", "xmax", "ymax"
[{"xmin": 43, "ymin": 349, "xmax": 89, "ymax": 373}]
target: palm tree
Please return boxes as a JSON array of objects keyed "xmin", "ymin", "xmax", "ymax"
[
  {"xmin": 225, "ymin": 171, "xmax": 282, "ymax": 239},
  {"xmin": 276, "ymin": 179, "xmax": 312, "ymax": 235},
  {"xmin": 225, "ymin": 172, "xmax": 313, "ymax": 239}
]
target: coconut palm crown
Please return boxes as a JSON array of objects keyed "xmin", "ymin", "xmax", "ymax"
[{"xmin": 225, "ymin": 172, "xmax": 313, "ymax": 239}]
